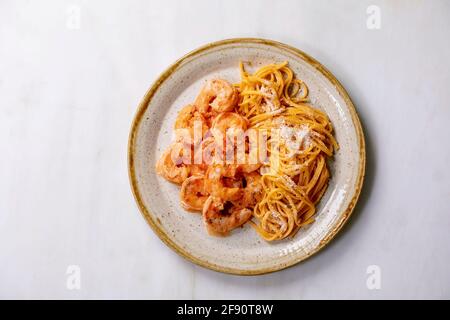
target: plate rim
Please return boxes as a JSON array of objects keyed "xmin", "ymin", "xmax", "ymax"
[{"xmin": 128, "ymin": 37, "xmax": 366, "ymax": 275}]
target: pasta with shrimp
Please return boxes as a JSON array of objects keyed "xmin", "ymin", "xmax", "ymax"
[{"xmin": 155, "ymin": 61, "xmax": 337, "ymax": 241}]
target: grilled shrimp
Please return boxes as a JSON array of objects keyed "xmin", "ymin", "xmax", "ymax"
[
  {"xmin": 180, "ymin": 176, "xmax": 209, "ymax": 212},
  {"xmin": 174, "ymin": 104, "xmax": 209, "ymax": 140},
  {"xmin": 155, "ymin": 145, "xmax": 190, "ymax": 185},
  {"xmin": 210, "ymin": 112, "xmax": 249, "ymax": 165},
  {"xmin": 202, "ymin": 196, "xmax": 253, "ymax": 235},
  {"xmin": 238, "ymin": 163, "xmax": 261, "ymax": 173},
  {"xmin": 211, "ymin": 112, "xmax": 248, "ymax": 136},
  {"xmin": 187, "ymin": 164, "xmax": 207, "ymax": 176},
  {"xmin": 204, "ymin": 165, "xmax": 242, "ymax": 201},
  {"xmin": 195, "ymin": 79, "xmax": 238, "ymax": 114},
  {"xmin": 232, "ymin": 172, "xmax": 264, "ymax": 208},
  {"xmin": 237, "ymin": 151, "xmax": 262, "ymax": 173},
  {"xmin": 194, "ymin": 136, "xmax": 222, "ymax": 166}
]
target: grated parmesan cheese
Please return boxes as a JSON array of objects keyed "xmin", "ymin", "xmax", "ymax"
[
  {"xmin": 279, "ymin": 124, "xmax": 313, "ymax": 155},
  {"xmin": 280, "ymin": 175, "xmax": 298, "ymax": 192},
  {"xmin": 271, "ymin": 211, "xmax": 287, "ymax": 232},
  {"xmin": 260, "ymin": 86, "xmax": 281, "ymax": 113}
]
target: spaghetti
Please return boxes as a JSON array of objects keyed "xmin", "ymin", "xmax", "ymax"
[{"xmin": 235, "ymin": 61, "xmax": 338, "ymax": 241}]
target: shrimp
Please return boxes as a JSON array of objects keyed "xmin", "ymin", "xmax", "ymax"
[
  {"xmin": 156, "ymin": 142, "xmax": 190, "ymax": 184},
  {"xmin": 232, "ymin": 172, "xmax": 264, "ymax": 208},
  {"xmin": 194, "ymin": 136, "xmax": 222, "ymax": 167},
  {"xmin": 195, "ymin": 79, "xmax": 238, "ymax": 114},
  {"xmin": 187, "ymin": 164, "xmax": 207, "ymax": 176},
  {"xmin": 204, "ymin": 165, "xmax": 242, "ymax": 201},
  {"xmin": 180, "ymin": 176, "xmax": 209, "ymax": 212},
  {"xmin": 155, "ymin": 146, "xmax": 189, "ymax": 184},
  {"xmin": 237, "ymin": 137, "xmax": 263, "ymax": 173},
  {"xmin": 211, "ymin": 112, "xmax": 248, "ymax": 136},
  {"xmin": 174, "ymin": 104, "xmax": 209, "ymax": 140},
  {"xmin": 237, "ymin": 151, "xmax": 262, "ymax": 173},
  {"xmin": 202, "ymin": 196, "xmax": 253, "ymax": 235},
  {"xmin": 210, "ymin": 112, "xmax": 249, "ymax": 164},
  {"xmin": 238, "ymin": 163, "xmax": 261, "ymax": 173}
]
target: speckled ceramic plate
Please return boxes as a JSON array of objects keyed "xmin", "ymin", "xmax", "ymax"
[{"xmin": 128, "ymin": 38, "xmax": 365, "ymax": 275}]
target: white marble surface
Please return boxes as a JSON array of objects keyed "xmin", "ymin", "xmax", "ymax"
[{"xmin": 1, "ymin": 0, "xmax": 449, "ymax": 299}]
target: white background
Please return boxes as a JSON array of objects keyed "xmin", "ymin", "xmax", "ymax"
[{"xmin": 1, "ymin": 0, "xmax": 449, "ymax": 299}]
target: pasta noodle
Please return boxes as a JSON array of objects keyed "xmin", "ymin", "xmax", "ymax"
[{"xmin": 235, "ymin": 61, "xmax": 338, "ymax": 241}]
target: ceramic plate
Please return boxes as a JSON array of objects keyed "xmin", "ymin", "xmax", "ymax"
[{"xmin": 128, "ymin": 38, "xmax": 365, "ymax": 275}]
